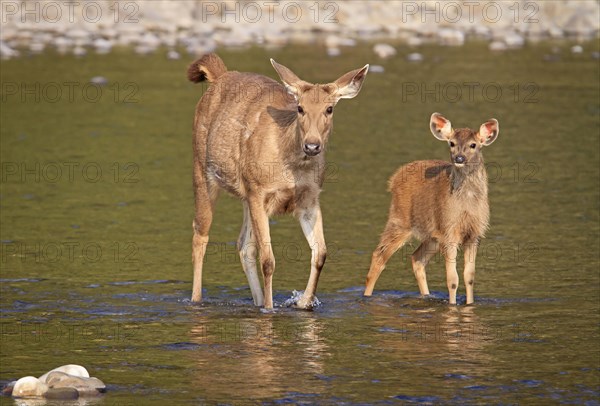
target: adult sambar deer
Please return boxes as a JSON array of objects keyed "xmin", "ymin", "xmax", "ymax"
[
  {"xmin": 364, "ymin": 113, "xmax": 500, "ymax": 305},
  {"xmin": 188, "ymin": 54, "xmax": 369, "ymax": 309}
]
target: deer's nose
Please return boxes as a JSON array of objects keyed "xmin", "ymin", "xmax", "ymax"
[
  {"xmin": 454, "ymin": 155, "xmax": 466, "ymax": 164},
  {"xmin": 303, "ymin": 143, "xmax": 321, "ymax": 156}
]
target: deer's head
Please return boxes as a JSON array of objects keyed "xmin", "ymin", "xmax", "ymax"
[
  {"xmin": 271, "ymin": 59, "xmax": 369, "ymax": 157},
  {"xmin": 430, "ymin": 113, "xmax": 500, "ymax": 169}
]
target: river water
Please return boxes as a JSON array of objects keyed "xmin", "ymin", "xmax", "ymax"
[{"xmin": 1, "ymin": 42, "xmax": 598, "ymax": 404}]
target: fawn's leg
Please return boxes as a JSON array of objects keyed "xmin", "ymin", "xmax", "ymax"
[
  {"xmin": 444, "ymin": 243, "xmax": 460, "ymax": 305},
  {"xmin": 238, "ymin": 201, "xmax": 264, "ymax": 306},
  {"xmin": 191, "ymin": 162, "xmax": 218, "ymax": 302},
  {"xmin": 364, "ymin": 222, "xmax": 412, "ymax": 296},
  {"xmin": 296, "ymin": 205, "xmax": 326, "ymax": 310},
  {"xmin": 463, "ymin": 242, "xmax": 478, "ymax": 305},
  {"xmin": 411, "ymin": 239, "xmax": 439, "ymax": 297},
  {"xmin": 248, "ymin": 195, "xmax": 275, "ymax": 309}
]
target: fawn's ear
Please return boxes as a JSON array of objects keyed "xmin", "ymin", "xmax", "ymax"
[
  {"xmin": 332, "ymin": 64, "xmax": 369, "ymax": 101},
  {"xmin": 271, "ymin": 59, "xmax": 306, "ymax": 99},
  {"xmin": 430, "ymin": 113, "xmax": 453, "ymax": 141},
  {"xmin": 478, "ymin": 119, "xmax": 499, "ymax": 146}
]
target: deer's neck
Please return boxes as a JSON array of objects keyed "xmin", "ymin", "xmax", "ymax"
[{"xmin": 450, "ymin": 160, "xmax": 487, "ymax": 196}]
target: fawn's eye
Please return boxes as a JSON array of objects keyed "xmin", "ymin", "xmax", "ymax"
[
  {"xmin": 326, "ymin": 106, "xmax": 333, "ymax": 115},
  {"xmin": 470, "ymin": 143, "xmax": 477, "ymax": 149},
  {"xmin": 297, "ymin": 106, "xmax": 304, "ymax": 114},
  {"xmin": 449, "ymin": 142, "xmax": 455, "ymax": 147}
]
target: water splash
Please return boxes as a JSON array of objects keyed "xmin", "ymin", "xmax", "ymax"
[{"xmin": 282, "ymin": 290, "xmax": 321, "ymax": 308}]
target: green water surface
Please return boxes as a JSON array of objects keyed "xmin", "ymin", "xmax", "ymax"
[{"xmin": 1, "ymin": 42, "xmax": 599, "ymax": 404}]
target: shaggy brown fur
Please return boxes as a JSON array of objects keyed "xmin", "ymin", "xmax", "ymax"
[
  {"xmin": 188, "ymin": 53, "xmax": 369, "ymax": 309},
  {"xmin": 364, "ymin": 113, "xmax": 500, "ymax": 305}
]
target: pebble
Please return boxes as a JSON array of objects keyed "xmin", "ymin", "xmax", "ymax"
[
  {"xmin": 0, "ymin": 2, "xmax": 597, "ymax": 59},
  {"xmin": 93, "ymin": 38, "xmax": 113, "ymax": 54},
  {"xmin": 373, "ymin": 43, "xmax": 396, "ymax": 59},
  {"xmin": 438, "ymin": 28, "xmax": 465, "ymax": 46},
  {"xmin": 39, "ymin": 365, "xmax": 89, "ymax": 383},
  {"xmin": 72, "ymin": 46, "xmax": 87, "ymax": 57},
  {"xmin": 5, "ymin": 365, "xmax": 105, "ymax": 399},
  {"xmin": 503, "ymin": 33, "xmax": 525, "ymax": 49},
  {"xmin": 12, "ymin": 376, "xmax": 48, "ymax": 397},
  {"xmin": 489, "ymin": 41, "xmax": 508, "ymax": 52},
  {"xmin": 0, "ymin": 41, "xmax": 19, "ymax": 59},
  {"xmin": 406, "ymin": 53, "xmax": 424, "ymax": 63},
  {"xmin": 407, "ymin": 36, "xmax": 423, "ymax": 47},
  {"xmin": 327, "ymin": 47, "xmax": 341, "ymax": 57},
  {"xmin": 90, "ymin": 76, "xmax": 109, "ymax": 86},
  {"xmin": 167, "ymin": 50, "xmax": 181, "ymax": 60},
  {"xmin": 369, "ymin": 65, "xmax": 385, "ymax": 73}
]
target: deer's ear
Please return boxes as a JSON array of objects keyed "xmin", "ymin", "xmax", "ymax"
[
  {"xmin": 430, "ymin": 113, "xmax": 453, "ymax": 141},
  {"xmin": 478, "ymin": 119, "xmax": 499, "ymax": 146},
  {"xmin": 332, "ymin": 64, "xmax": 369, "ymax": 101},
  {"xmin": 271, "ymin": 59, "xmax": 305, "ymax": 99}
]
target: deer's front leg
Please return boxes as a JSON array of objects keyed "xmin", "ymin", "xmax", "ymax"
[
  {"xmin": 296, "ymin": 205, "xmax": 326, "ymax": 310},
  {"xmin": 444, "ymin": 242, "xmax": 459, "ymax": 305},
  {"xmin": 463, "ymin": 242, "xmax": 478, "ymax": 305},
  {"xmin": 248, "ymin": 196, "xmax": 275, "ymax": 309}
]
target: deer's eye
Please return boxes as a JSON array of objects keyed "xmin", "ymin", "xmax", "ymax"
[
  {"xmin": 470, "ymin": 143, "xmax": 477, "ymax": 149},
  {"xmin": 297, "ymin": 106, "xmax": 304, "ymax": 114},
  {"xmin": 326, "ymin": 106, "xmax": 333, "ymax": 115},
  {"xmin": 449, "ymin": 142, "xmax": 455, "ymax": 147}
]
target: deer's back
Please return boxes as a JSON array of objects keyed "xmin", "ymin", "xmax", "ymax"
[
  {"xmin": 388, "ymin": 160, "xmax": 489, "ymax": 244},
  {"xmin": 193, "ymin": 71, "xmax": 297, "ymax": 197},
  {"xmin": 195, "ymin": 70, "xmax": 293, "ymax": 145}
]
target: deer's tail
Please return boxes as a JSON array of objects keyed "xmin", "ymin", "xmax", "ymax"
[{"xmin": 187, "ymin": 53, "xmax": 228, "ymax": 83}]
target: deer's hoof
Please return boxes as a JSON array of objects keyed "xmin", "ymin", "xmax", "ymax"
[{"xmin": 293, "ymin": 300, "xmax": 314, "ymax": 311}]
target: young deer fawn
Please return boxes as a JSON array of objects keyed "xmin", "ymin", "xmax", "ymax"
[
  {"xmin": 364, "ymin": 113, "xmax": 500, "ymax": 305},
  {"xmin": 188, "ymin": 53, "xmax": 369, "ymax": 309}
]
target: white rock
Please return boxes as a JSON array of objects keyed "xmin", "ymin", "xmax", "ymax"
[
  {"xmin": 503, "ymin": 32, "xmax": 525, "ymax": 48},
  {"xmin": 406, "ymin": 52, "xmax": 423, "ymax": 62},
  {"xmin": 373, "ymin": 43, "xmax": 396, "ymax": 59},
  {"xmin": 471, "ymin": 25, "xmax": 492, "ymax": 39},
  {"xmin": 12, "ymin": 376, "xmax": 48, "ymax": 398},
  {"xmin": 139, "ymin": 32, "xmax": 161, "ymax": 48},
  {"xmin": 134, "ymin": 44, "xmax": 156, "ymax": 55},
  {"xmin": 571, "ymin": 45, "xmax": 583, "ymax": 54},
  {"xmin": 185, "ymin": 38, "xmax": 217, "ymax": 56},
  {"xmin": 39, "ymin": 365, "xmax": 89, "ymax": 383},
  {"xmin": 90, "ymin": 76, "xmax": 108, "ymax": 86},
  {"xmin": 438, "ymin": 28, "xmax": 465, "ymax": 46},
  {"xmin": 489, "ymin": 41, "xmax": 508, "ymax": 52},
  {"xmin": 29, "ymin": 42, "xmax": 45, "ymax": 53},
  {"xmin": 0, "ymin": 41, "xmax": 20, "ymax": 59},
  {"xmin": 167, "ymin": 50, "xmax": 181, "ymax": 60},
  {"xmin": 327, "ymin": 47, "xmax": 341, "ymax": 57},
  {"xmin": 325, "ymin": 35, "xmax": 356, "ymax": 48},
  {"xmin": 53, "ymin": 36, "xmax": 73, "ymax": 54},
  {"xmin": 369, "ymin": 65, "xmax": 385, "ymax": 73},
  {"xmin": 93, "ymin": 38, "xmax": 113, "ymax": 54},
  {"xmin": 407, "ymin": 36, "xmax": 423, "ymax": 47},
  {"xmin": 73, "ymin": 46, "xmax": 87, "ymax": 57}
]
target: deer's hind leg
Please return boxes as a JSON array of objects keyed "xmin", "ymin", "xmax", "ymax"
[
  {"xmin": 191, "ymin": 160, "xmax": 219, "ymax": 303},
  {"xmin": 247, "ymin": 195, "xmax": 276, "ymax": 309},
  {"xmin": 238, "ymin": 201, "xmax": 264, "ymax": 306},
  {"xmin": 364, "ymin": 222, "xmax": 412, "ymax": 296}
]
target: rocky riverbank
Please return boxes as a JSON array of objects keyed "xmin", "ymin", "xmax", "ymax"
[{"xmin": 1, "ymin": 0, "xmax": 599, "ymax": 59}]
